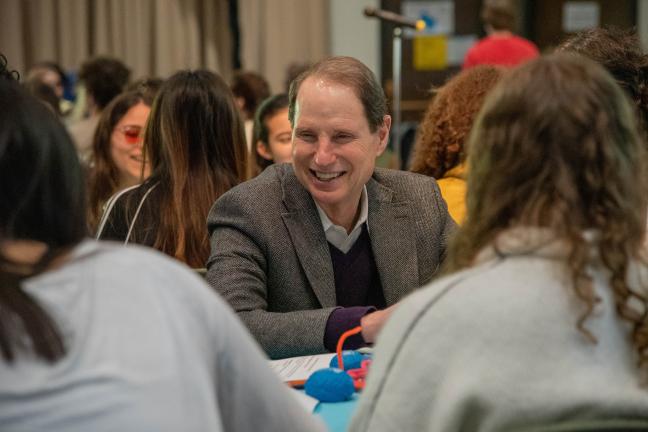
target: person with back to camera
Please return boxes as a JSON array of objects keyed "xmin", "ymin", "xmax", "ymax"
[
  {"xmin": 231, "ymin": 70, "xmax": 271, "ymax": 149},
  {"xmin": 206, "ymin": 56, "xmax": 455, "ymax": 359},
  {"xmin": 96, "ymin": 70, "xmax": 247, "ymax": 269},
  {"xmin": 558, "ymin": 27, "xmax": 648, "ymax": 137},
  {"xmin": 350, "ymin": 53, "xmax": 648, "ymax": 432},
  {"xmin": 559, "ymin": 28, "xmax": 648, "ymax": 246},
  {"xmin": 68, "ymin": 57, "xmax": 131, "ymax": 162},
  {"xmin": 86, "ymin": 82, "xmax": 160, "ymax": 233},
  {"xmin": 26, "ymin": 61, "xmax": 73, "ymax": 116},
  {"xmin": 463, "ymin": 0, "xmax": 538, "ymax": 69},
  {"xmin": 250, "ymin": 93, "xmax": 293, "ymax": 177},
  {"xmin": 410, "ymin": 65, "xmax": 504, "ymax": 224},
  {"xmin": 24, "ymin": 77, "xmax": 62, "ymax": 116},
  {"xmin": 0, "ymin": 65, "xmax": 323, "ymax": 431}
]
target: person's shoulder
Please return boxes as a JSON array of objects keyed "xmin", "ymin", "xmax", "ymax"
[
  {"xmin": 373, "ymin": 167, "xmax": 437, "ymax": 185},
  {"xmin": 471, "ymin": 35, "xmax": 499, "ymax": 51},
  {"xmin": 113, "ymin": 180, "xmax": 157, "ymax": 207},
  {"xmin": 102, "ymin": 181, "xmax": 158, "ymax": 226},
  {"xmin": 509, "ymin": 35, "xmax": 539, "ymax": 52},
  {"xmin": 511, "ymin": 34, "xmax": 538, "ymax": 46},
  {"xmin": 89, "ymin": 239, "xmax": 225, "ymax": 308},
  {"xmin": 372, "ymin": 168, "xmax": 441, "ymax": 198},
  {"xmin": 373, "ymin": 266, "xmax": 488, "ymax": 354},
  {"xmin": 209, "ymin": 164, "xmax": 293, "ymax": 224},
  {"xmin": 437, "ymin": 174, "xmax": 466, "ymax": 193},
  {"xmin": 86, "ymin": 239, "xmax": 186, "ymax": 275},
  {"xmin": 464, "ymin": 37, "xmax": 485, "ymax": 55},
  {"xmin": 97, "ymin": 181, "xmax": 158, "ymax": 238},
  {"xmin": 389, "ymin": 257, "xmax": 513, "ymax": 331},
  {"xmin": 404, "ymin": 264, "xmax": 487, "ymax": 304},
  {"xmin": 219, "ymin": 164, "xmax": 289, "ymax": 202}
]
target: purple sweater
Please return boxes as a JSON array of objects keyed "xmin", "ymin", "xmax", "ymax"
[{"xmin": 323, "ymin": 224, "xmax": 386, "ymax": 351}]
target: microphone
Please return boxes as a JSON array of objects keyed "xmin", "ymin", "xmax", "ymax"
[{"xmin": 363, "ymin": 7, "xmax": 426, "ymax": 30}]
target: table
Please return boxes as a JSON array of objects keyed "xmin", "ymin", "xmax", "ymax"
[{"xmin": 315, "ymin": 395, "xmax": 359, "ymax": 431}]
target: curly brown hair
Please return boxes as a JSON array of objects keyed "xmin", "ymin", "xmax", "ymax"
[
  {"xmin": 558, "ymin": 27, "xmax": 648, "ymax": 135},
  {"xmin": 410, "ymin": 65, "xmax": 504, "ymax": 179},
  {"xmin": 445, "ymin": 53, "xmax": 648, "ymax": 378}
]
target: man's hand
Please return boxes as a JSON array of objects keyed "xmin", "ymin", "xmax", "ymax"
[{"xmin": 360, "ymin": 304, "xmax": 398, "ymax": 343}]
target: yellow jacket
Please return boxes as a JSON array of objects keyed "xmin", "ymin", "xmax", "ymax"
[{"xmin": 437, "ymin": 164, "xmax": 466, "ymax": 224}]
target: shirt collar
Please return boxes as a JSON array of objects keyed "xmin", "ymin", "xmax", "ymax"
[{"xmin": 315, "ymin": 186, "xmax": 369, "ymax": 253}]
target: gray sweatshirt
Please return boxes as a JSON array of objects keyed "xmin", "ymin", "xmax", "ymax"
[
  {"xmin": 0, "ymin": 240, "xmax": 323, "ymax": 432},
  {"xmin": 351, "ymin": 230, "xmax": 648, "ymax": 431}
]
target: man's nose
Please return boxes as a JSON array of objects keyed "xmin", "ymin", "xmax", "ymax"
[{"xmin": 313, "ymin": 138, "xmax": 336, "ymax": 166}]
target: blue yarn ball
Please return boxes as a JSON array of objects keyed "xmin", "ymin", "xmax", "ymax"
[
  {"xmin": 304, "ymin": 368, "xmax": 355, "ymax": 402},
  {"xmin": 329, "ymin": 350, "xmax": 365, "ymax": 370}
]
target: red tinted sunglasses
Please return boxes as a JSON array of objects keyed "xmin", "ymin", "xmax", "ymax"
[{"xmin": 115, "ymin": 125, "xmax": 143, "ymax": 144}]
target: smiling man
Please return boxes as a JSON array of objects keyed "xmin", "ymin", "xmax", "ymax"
[{"xmin": 206, "ymin": 57, "xmax": 455, "ymax": 359}]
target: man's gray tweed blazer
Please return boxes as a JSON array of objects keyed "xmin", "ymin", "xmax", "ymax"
[{"xmin": 206, "ymin": 164, "xmax": 455, "ymax": 359}]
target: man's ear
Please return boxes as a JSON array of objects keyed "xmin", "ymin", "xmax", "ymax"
[
  {"xmin": 376, "ymin": 115, "xmax": 392, "ymax": 156},
  {"xmin": 256, "ymin": 141, "xmax": 274, "ymax": 161}
]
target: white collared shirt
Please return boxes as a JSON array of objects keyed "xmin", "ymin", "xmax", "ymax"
[{"xmin": 315, "ymin": 186, "xmax": 369, "ymax": 254}]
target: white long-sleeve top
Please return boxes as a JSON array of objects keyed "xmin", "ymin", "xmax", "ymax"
[{"xmin": 0, "ymin": 240, "xmax": 323, "ymax": 432}]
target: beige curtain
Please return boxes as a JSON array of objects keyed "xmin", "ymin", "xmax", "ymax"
[
  {"xmin": 238, "ymin": 0, "xmax": 330, "ymax": 93},
  {"xmin": 0, "ymin": 0, "xmax": 90, "ymax": 76},
  {"xmin": 0, "ymin": 0, "xmax": 232, "ymax": 80}
]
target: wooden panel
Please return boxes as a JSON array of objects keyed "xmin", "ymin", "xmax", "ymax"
[{"xmin": 530, "ymin": 0, "xmax": 636, "ymax": 50}]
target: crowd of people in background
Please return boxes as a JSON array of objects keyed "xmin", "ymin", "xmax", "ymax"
[{"xmin": 3, "ymin": 0, "xmax": 648, "ymax": 429}]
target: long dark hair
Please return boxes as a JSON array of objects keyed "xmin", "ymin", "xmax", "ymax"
[
  {"xmin": 0, "ymin": 79, "xmax": 86, "ymax": 363},
  {"xmin": 143, "ymin": 70, "xmax": 247, "ymax": 267},
  {"xmin": 445, "ymin": 53, "xmax": 648, "ymax": 376},
  {"xmin": 87, "ymin": 87, "xmax": 157, "ymax": 232}
]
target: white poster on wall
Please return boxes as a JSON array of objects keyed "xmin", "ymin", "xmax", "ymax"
[
  {"xmin": 402, "ymin": 0, "xmax": 454, "ymax": 36},
  {"xmin": 563, "ymin": 2, "xmax": 600, "ymax": 32}
]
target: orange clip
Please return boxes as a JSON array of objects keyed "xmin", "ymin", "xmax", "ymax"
[{"xmin": 335, "ymin": 326, "xmax": 363, "ymax": 370}]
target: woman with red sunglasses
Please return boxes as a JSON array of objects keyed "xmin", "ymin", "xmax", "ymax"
[
  {"xmin": 86, "ymin": 82, "xmax": 160, "ymax": 232},
  {"xmin": 96, "ymin": 70, "xmax": 248, "ymax": 269}
]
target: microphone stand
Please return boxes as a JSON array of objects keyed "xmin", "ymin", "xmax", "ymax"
[
  {"xmin": 364, "ymin": 8, "xmax": 422, "ymax": 168},
  {"xmin": 392, "ymin": 26, "xmax": 403, "ymax": 169}
]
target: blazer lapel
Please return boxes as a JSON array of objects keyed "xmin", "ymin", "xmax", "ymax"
[
  {"xmin": 367, "ymin": 177, "xmax": 419, "ymax": 305},
  {"xmin": 280, "ymin": 170, "xmax": 336, "ymax": 308}
]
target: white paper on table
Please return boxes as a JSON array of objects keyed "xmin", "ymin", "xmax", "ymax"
[
  {"xmin": 269, "ymin": 353, "xmax": 336, "ymax": 382},
  {"xmin": 289, "ymin": 388, "xmax": 320, "ymax": 413},
  {"xmin": 356, "ymin": 346, "xmax": 374, "ymax": 355}
]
